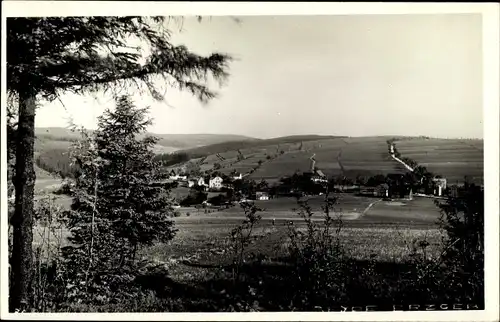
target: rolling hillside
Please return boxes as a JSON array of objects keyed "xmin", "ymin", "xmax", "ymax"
[
  {"xmin": 179, "ymin": 135, "xmax": 346, "ymax": 158},
  {"xmin": 32, "ymin": 128, "xmax": 484, "ymax": 186},
  {"xmin": 34, "ymin": 127, "xmax": 258, "ymax": 155},
  {"xmin": 168, "ymin": 136, "xmax": 484, "ymax": 185},
  {"xmin": 393, "ymin": 138, "xmax": 484, "ymax": 185}
]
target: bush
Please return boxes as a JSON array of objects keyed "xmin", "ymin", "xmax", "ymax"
[
  {"xmin": 208, "ymin": 194, "xmax": 230, "ymax": 206},
  {"xmin": 285, "ymin": 194, "xmax": 348, "ymax": 310},
  {"xmin": 229, "ymin": 202, "xmax": 262, "ymax": 283},
  {"xmin": 434, "ymin": 183, "xmax": 484, "ymax": 303},
  {"xmin": 180, "ymin": 190, "xmax": 207, "ymax": 206}
]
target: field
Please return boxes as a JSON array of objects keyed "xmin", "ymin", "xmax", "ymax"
[
  {"xmin": 33, "ymin": 128, "xmax": 484, "ymax": 188},
  {"xmin": 394, "ymin": 138, "xmax": 483, "ymax": 185},
  {"xmin": 33, "ymin": 192, "xmax": 442, "ymax": 252},
  {"xmin": 31, "ymin": 190, "xmax": 445, "ymax": 309},
  {"xmin": 189, "ymin": 136, "xmax": 408, "ymax": 181},
  {"xmin": 166, "ymin": 136, "xmax": 484, "ymax": 188}
]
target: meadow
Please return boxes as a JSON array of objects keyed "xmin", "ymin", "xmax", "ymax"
[
  {"xmin": 394, "ymin": 138, "xmax": 483, "ymax": 185},
  {"xmin": 194, "ymin": 136, "xmax": 410, "ymax": 181},
  {"xmin": 32, "ymin": 190, "xmax": 443, "ymax": 262},
  {"xmin": 184, "ymin": 136, "xmax": 483, "ymax": 184}
]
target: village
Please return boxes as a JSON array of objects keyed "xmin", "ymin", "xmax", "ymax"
[{"xmin": 165, "ymin": 151, "xmax": 450, "ymax": 209}]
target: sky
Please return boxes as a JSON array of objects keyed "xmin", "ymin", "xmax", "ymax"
[{"xmin": 35, "ymin": 14, "xmax": 483, "ymax": 139}]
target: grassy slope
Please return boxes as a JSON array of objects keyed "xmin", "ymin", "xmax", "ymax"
[
  {"xmin": 37, "ymin": 127, "xmax": 484, "ymax": 185},
  {"xmin": 180, "ymin": 135, "xmax": 344, "ymax": 157},
  {"xmin": 170, "ymin": 136, "xmax": 483, "ymax": 184},
  {"xmin": 394, "ymin": 138, "xmax": 483, "ymax": 185},
  {"xmin": 175, "ymin": 136, "xmax": 407, "ymax": 181}
]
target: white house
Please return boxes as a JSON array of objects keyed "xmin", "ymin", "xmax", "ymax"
[
  {"xmin": 256, "ymin": 191, "xmax": 269, "ymax": 200},
  {"xmin": 232, "ymin": 173, "xmax": 243, "ymax": 180},
  {"xmin": 432, "ymin": 178, "xmax": 447, "ymax": 197},
  {"xmin": 311, "ymin": 169, "xmax": 328, "ymax": 183},
  {"xmin": 209, "ymin": 176, "xmax": 224, "ymax": 189},
  {"xmin": 188, "ymin": 177, "xmax": 207, "ymax": 188},
  {"xmin": 169, "ymin": 174, "xmax": 187, "ymax": 181}
]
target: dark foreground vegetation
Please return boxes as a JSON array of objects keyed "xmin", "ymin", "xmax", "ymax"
[{"xmin": 8, "ymin": 97, "xmax": 484, "ymax": 313}]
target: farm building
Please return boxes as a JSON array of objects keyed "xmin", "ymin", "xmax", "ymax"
[
  {"xmin": 169, "ymin": 172, "xmax": 187, "ymax": 181},
  {"xmin": 432, "ymin": 177, "xmax": 447, "ymax": 196},
  {"xmin": 209, "ymin": 176, "xmax": 224, "ymax": 190},
  {"xmin": 305, "ymin": 154, "xmax": 328, "ymax": 183},
  {"xmin": 188, "ymin": 177, "xmax": 207, "ymax": 189},
  {"xmin": 311, "ymin": 169, "xmax": 328, "ymax": 183},
  {"xmin": 256, "ymin": 191, "xmax": 270, "ymax": 200}
]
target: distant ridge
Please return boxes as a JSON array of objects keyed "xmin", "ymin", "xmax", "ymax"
[
  {"xmin": 177, "ymin": 135, "xmax": 347, "ymax": 157},
  {"xmin": 35, "ymin": 127, "xmax": 258, "ymax": 150}
]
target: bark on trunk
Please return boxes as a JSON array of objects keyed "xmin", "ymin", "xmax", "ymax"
[{"xmin": 10, "ymin": 89, "xmax": 36, "ymax": 312}]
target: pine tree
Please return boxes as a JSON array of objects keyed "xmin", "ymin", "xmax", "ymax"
[
  {"xmin": 7, "ymin": 16, "xmax": 231, "ymax": 310},
  {"xmin": 63, "ymin": 96, "xmax": 177, "ymax": 303}
]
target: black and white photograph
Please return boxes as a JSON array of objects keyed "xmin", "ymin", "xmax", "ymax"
[{"xmin": 1, "ymin": 2, "xmax": 499, "ymax": 321}]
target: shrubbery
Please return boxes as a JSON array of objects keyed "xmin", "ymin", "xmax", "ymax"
[
  {"xmin": 285, "ymin": 194, "xmax": 349, "ymax": 310},
  {"xmin": 180, "ymin": 189, "xmax": 208, "ymax": 206}
]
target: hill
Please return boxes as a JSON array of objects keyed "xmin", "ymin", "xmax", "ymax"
[
  {"xmin": 167, "ymin": 136, "xmax": 484, "ymax": 186},
  {"xmin": 178, "ymin": 135, "xmax": 346, "ymax": 158},
  {"xmin": 33, "ymin": 127, "xmax": 259, "ymax": 178},
  {"xmin": 393, "ymin": 137, "xmax": 483, "ymax": 185},
  {"xmin": 35, "ymin": 127, "xmax": 257, "ymax": 151},
  {"xmin": 32, "ymin": 128, "xmax": 484, "ymax": 186}
]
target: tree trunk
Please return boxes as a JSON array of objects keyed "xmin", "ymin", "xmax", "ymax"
[{"xmin": 10, "ymin": 89, "xmax": 36, "ymax": 312}]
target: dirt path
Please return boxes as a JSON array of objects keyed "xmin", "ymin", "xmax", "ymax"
[
  {"xmin": 358, "ymin": 198, "xmax": 383, "ymax": 219},
  {"xmin": 337, "ymin": 149, "xmax": 345, "ymax": 175},
  {"xmin": 389, "ymin": 143, "xmax": 414, "ymax": 171}
]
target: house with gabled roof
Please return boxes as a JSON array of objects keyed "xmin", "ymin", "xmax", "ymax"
[
  {"xmin": 209, "ymin": 176, "xmax": 224, "ymax": 190},
  {"xmin": 188, "ymin": 177, "xmax": 207, "ymax": 189}
]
